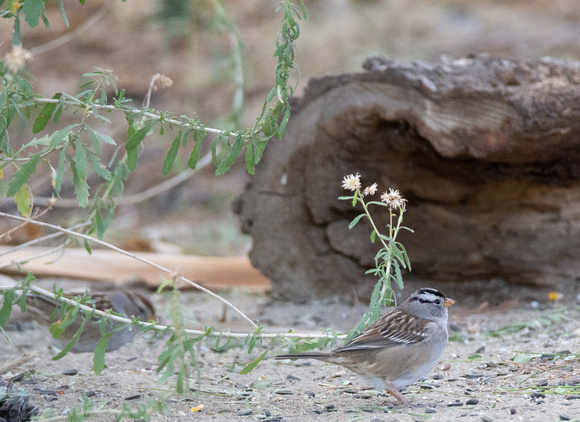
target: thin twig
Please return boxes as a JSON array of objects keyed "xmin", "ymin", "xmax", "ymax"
[
  {"xmin": 0, "ymin": 243, "xmax": 67, "ymax": 271},
  {"xmin": 0, "ymin": 285, "xmax": 345, "ymax": 340},
  {"xmin": 0, "ymin": 222, "xmax": 89, "ymax": 258},
  {"xmin": 28, "ymin": 2, "xmax": 112, "ymax": 57},
  {"xmin": 33, "ymin": 96, "xmax": 228, "ymax": 137},
  {"xmin": 0, "ymin": 211, "xmax": 257, "ymax": 328},
  {"xmin": 24, "ymin": 151, "xmax": 212, "ymax": 208}
]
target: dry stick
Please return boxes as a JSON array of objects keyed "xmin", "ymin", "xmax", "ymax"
[
  {"xmin": 25, "ymin": 153, "xmax": 211, "ymax": 208},
  {"xmin": 0, "ymin": 351, "xmax": 38, "ymax": 374},
  {"xmin": 0, "ymin": 211, "xmax": 257, "ymax": 328},
  {"xmin": 0, "ymin": 284, "xmax": 343, "ymax": 340},
  {"xmin": 0, "ymin": 222, "xmax": 89, "ymax": 260},
  {"xmin": 28, "ymin": 2, "xmax": 112, "ymax": 57},
  {"xmin": 0, "ymin": 223, "xmax": 345, "ymax": 339}
]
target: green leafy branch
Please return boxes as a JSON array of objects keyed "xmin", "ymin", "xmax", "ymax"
[{"xmin": 339, "ymin": 173, "xmax": 413, "ymax": 342}]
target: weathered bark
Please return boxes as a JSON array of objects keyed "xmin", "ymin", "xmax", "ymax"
[{"xmin": 234, "ymin": 55, "xmax": 580, "ymax": 301}]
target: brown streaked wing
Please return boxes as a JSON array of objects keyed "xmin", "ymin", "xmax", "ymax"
[{"xmin": 335, "ymin": 309, "xmax": 429, "ymax": 352}]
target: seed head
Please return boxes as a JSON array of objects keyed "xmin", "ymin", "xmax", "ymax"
[
  {"xmin": 380, "ymin": 188, "xmax": 407, "ymax": 210},
  {"xmin": 342, "ymin": 173, "xmax": 361, "ymax": 192},
  {"xmin": 363, "ymin": 183, "xmax": 378, "ymax": 196}
]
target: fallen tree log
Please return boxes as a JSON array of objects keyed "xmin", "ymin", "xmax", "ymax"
[{"xmin": 235, "ymin": 55, "xmax": 580, "ymax": 301}]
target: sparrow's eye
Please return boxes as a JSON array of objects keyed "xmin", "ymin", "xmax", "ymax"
[{"xmin": 434, "ymin": 299, "xmax": 441, "ymax": 305}]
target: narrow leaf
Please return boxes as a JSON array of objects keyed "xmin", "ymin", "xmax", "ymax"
[
  {"xmin": 93, "ymin": 332, "xmax": 114, "ymax": 374},
  {"xmin": 14, "ymin": 183, "xmax": 32, "ymax": 216},
  {"xmin": 348, "ymin": 213, "xmax": 366, "ymax": 229},
  {"xmin": 52, "ymin": 318, "xmax": 87, "ymax": 360},
  {"xmin": 87, "ymin": 150, "xmax": 111, "ymax": 180},
  {"xmin": 7, "ymin": 153, "xmax": 41, "ymax": 197},
  {"xmin": 240, "ymin": 349, "xmax": 269, "ymax": 375},
  {"xmin": 0, "ymin": 289, "xmax": 15, "ymax": 328},
  {"xmin": 216, "ymin": 134, "xmax": 244, "ymax": 176},
  {"xmin": 54, "ymin": 148, "xmax": 66, "ymax": 197},
  {"xmin": 162, "ymin": 130, "xmax": 181, "ymax": 176},
  {"xmin": 32, "ymin": 99, "xmax": 57, "ymax": 133}
]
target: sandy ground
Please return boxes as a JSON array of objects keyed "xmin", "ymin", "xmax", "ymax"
[{"xmin": 2, "ymin": 281, "xmax": 580, "ymax": 421}]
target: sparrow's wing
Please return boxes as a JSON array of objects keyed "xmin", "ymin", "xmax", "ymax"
[{"xmin": 335, "ymin": 309, "xmax": 430, "ymax": 351}]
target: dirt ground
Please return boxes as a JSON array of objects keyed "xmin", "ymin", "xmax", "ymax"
[
  {"xmin": 2, "ymin": 279, "xmax": 579, "ymax": 421},
  {"xmin": 2, "ymin": 1, "xmax": 580, "ymax": 421}
]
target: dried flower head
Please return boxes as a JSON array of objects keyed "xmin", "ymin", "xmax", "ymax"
[
  {"xmin": 151, "ymin": 73, "xmax": 174, "ymax": 90},
  {"xmin": 380, "ymin": 188, "xmax": 407, "ymax": 210},
  {"xmin": 5, "ymin": 45, "xmax": 32, "ymax": 73},
  {"xmin": 342, "ymin": 173, "xmax": 361, "ymax": 191},
  {"xmin": 363, "ymin": 183, "xmax": 378, "ymax": 196}
]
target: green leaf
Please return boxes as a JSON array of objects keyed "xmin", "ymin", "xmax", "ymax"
[
  {"xmin": 0, "ymin": 289, "xmax": 15, "ymax": 328},
  {"xmin": 186, "ymin": 126, "xmax": 206, "ymax": 169},
  {"xmin": 32, "ymin": 94, "xmax": 60, "ymax": 133},
  {"xmin": 126, "ymin": 124, "xmax": 151, "ymax": 150},
  {"xmin": 86, "ymin": 150, "xmax": 111, "ymax": 181},
  {"xmin": 15, "ymin": 183, "xmax": 32, "ymax": 217},
  {"xmin": 512, "ymin": 353, "xmax": 539, "ymax": 363},
  {"xmin": 216, "ymin": 134, "xmax": 244, "ymax": 175},
  {"xmin": 69, "ymin": 153, "xmax": 90, "ymax": 207},
  {"xmin": 162, "ymin": 130, "xmax": 181, "ymax": 176},
  {"xmin": 52, "ymin": 318, "xmax": 87, "ymax": 360},
  {"xmin": 240, "ymin": 349, "xmax": 269, "ymax": 375},
  {"xmin": 74, "ymin": 136, "xmax": 87, "ymax": 181},
  {"xmin": 58, "ymin": 0, "xmax": 69, "ymax": 27},
  {"xmin": 54, "ymin": 148, "xmax": 66, "ymax": 197},
  {"xmin": 93, "ymin": 332, "xmax": 114, "ymax": 374},
  {"xmin": 126, "ymin": 147, "xmax": 138, "ymax": 172},
  {"xmin": 23, "ymin": 0, "xmax": 43, "ymax": 28},
  {"xmin": 348, "ymin": 213, "xmax": 366, "ymax": 229},
  {"xmin": 7, "ymin": 153, "xmax": 41, "ymax": 197},
  {"xmin": 12, "ymin": 15, "xmax": 21, "ymax": 46}
]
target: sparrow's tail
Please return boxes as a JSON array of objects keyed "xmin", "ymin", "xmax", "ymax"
[{"xmin": 275, "ymin": 352, "xmax": 333, "ymax": 361}]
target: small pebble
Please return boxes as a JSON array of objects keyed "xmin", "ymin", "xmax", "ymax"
[
  {"xmin": 531, "ymin": 392, "xmax": 546, "ymax": 399},
  {"xmin": 537, "ymin": 380, "xmax": 548, "ymax": 387},
  {"xmin": 425, "ymin": 408, "xmax": 437, "ymax": 413},
  {"xmin": 325, "ymin": 404, "xmax": 336, "ymax": 410},
  {"xmin": 274, "ymin": 389, "xmax": 293, "ymax": 395},
  {"xmin": 314, "ymin": 409, "xmax": 325, "ymax": 414},
  {"xmin": 361, "ymin": 407, "xmax": 374, "ymax": 413},
  {"xmin": 237, "ymin": 409, "xmax": 252, "ymax": 416},
  {"xmin": 45, "ymin": 396, "xmax": 58, "ymax": 402},
  {"xmin": 38, "ymin": 389, "xmax": 58, "ymax": 396},
  {"xmin": 124, "ymin": 394, "xmax": 141, "ymax": 401},
  {"xmin": 465, "ymin": 398, "xmax": 479, "ymax": 405},
  {"xmin": 465, "ymin": 374, "xmax": 485, "ymax": 379},
  {"xmin": 560, "ymin": 414, "xmax": 571, "ymax": 421},
  {"xmin": 475, "ymin": 345, "xmax": 485, "ymax": 354},
  {"xmin": 286, "ymin": 374, "xmax": 300, "ymax": 381},
  {"xmin": 305, "ymin": 391, "xmax": 315, "ymax": 398},
  {"xmin": 510, "ymin": 408, "xmax": 517, "ymax": 414},
  {"xmin": 432, "ymin": 374, "xmax": 444, "ymax": 380},
  {"xmin": 481, "ymin": 416, "xmax": 493, "ymax": 422},
  {"xmin": 441, "ymin": 362, "xmax": 451, "ymax": 371},
  {"xmin": 447, "ymin": 402, "xmax": 463, "ymax": 407},
  {"xmin": 61, "ymin": 369, "xmax": 78, "ymax": 376},
  {"xmin": 566, "ymin": 394, "xmax": 580, "ymax": 400}
]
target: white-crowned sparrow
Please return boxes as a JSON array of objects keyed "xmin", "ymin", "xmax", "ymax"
[
  {"xmin": 26, "ymin": 291, "xmax": 156, "ymax": 353},
  {"xmin": 276, "ymin": 288, "xmax": 455, "ymax": 405}
]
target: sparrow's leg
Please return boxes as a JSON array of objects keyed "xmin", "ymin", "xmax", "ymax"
[{"xmin": 384, "ymin": 381, "xmax": 411, "ymax": 406}]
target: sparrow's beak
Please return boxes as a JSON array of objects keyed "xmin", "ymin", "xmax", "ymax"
[{"xmin": 444, "ymin": 298, "xmax": 456, "ymax": 308}]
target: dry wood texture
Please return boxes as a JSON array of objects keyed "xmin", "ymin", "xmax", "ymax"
[
  {"xmin": 235, "ymin": 55, "xmax": 580, "ymax": 300},
  {"xmin": 0, "ymin": 247, "xmax": 270, "ymax": 292}
]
